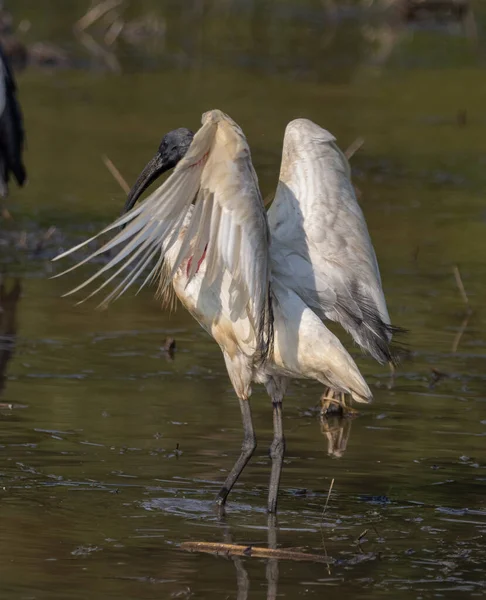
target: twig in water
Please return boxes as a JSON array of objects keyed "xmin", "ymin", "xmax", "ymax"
[
  {"xmin": 345, "ymin": 137, "xmax": 364, "ymax": 160},
  {"xmin": 451, "ymin": 265, "xmax": 473, "ymax": 352},
  {"xmin": 180, "ymin": 541, "xmax": 333, "ymax": 564},
  {"xmin": 452, "ymin": 265, "xmax": 471, "ymax": 311},
  {"xmin": 321, "ymin": 477, "xmax": 335, "ymax": 519},
  {"xmin": 452, "ymin": 314, "xmax": 471, "ymax": 354},
  {"xmin": 355, "ymin": 528, "xmax": 370, "ymax": 553},
  {"xmin": 357, "ymin": 529, "xmax": 368, "ymax": 544},
  {"xmin": 102, "ymin": 154, "xmax": 130, "ymax": 194},
  {"xmin": 318, "ymin": 478, "xmax": 335, "ymax": 575}
]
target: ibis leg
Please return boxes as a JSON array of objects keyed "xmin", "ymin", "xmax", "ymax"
[
  {"xmin": 321, "ymin": 388, "xmax": 339, "ymax": 415},
  {"xmin": 268, "ymin": 400, "xmax": 285, "ymax": 514},
  {"xmin": 339, "ymin": 392, "xmax": 358, "ymax": 417},
  {"xmin": 216, "ymin": 397, "xmax": 256, "ymax": 507}
]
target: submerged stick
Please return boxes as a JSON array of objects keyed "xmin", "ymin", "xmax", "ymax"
[{"xmin": 180, "ymin": 541, "xmax": 333, "ymax": 564}]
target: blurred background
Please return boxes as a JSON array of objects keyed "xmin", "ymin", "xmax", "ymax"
[{"xmin": 0, "ymin": 1, "xmax": 485, "ymax": 599}]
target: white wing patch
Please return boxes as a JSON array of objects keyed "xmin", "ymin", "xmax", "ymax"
[
  {"xmin": 54, "ymin": 109, "xmax": 273, "ymax": 360},
  {"xmin": 268, "ymin": 118, "xmax": 395, "ymax": 364}
]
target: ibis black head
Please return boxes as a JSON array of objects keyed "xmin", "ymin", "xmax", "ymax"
[{"xmin": 124, "ymin": 127, "xmax": 194, "ymax": 214}]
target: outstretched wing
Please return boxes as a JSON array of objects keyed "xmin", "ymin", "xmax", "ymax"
[
  {"xmin": 54, "ymin": 109, "xmax": 273, "ymax": 360},
  {"xmin": 268, "ymin": 118, "xmax": 398, "ymax": 364},
  {"xmin": 0, "ymin": 45, "xmax": 26, "ymax": 197}
]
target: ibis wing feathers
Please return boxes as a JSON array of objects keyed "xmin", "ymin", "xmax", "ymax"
[
  {"xmin": 268, "ymin": 118, "xmax": 398, "ymax": 364},
  {"xmin": 54, "ymin": 109, "xmax": 273, "ymax": 360}
]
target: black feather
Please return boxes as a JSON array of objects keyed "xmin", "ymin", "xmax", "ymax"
[
  {"xmin": 0, "ymin": 43, "xmax": 26, "ymax": 197},
  {"xmin": 334, "ymin": 289, "xmax": 408, "ymax": 366}
]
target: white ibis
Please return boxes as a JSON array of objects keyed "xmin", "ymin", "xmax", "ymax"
[{"xmin": 54, "ymin": 110, "xmax": 400, "ymax": 513}]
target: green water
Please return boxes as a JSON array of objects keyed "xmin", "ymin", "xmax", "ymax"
[{"xmin": 1, "ymin": 1, "xmax": 485, "ymax": 598}]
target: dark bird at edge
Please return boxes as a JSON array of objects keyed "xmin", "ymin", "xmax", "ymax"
[{"xmin": 0, "ymin": 43, "xmax": 26, "ymax": 198}]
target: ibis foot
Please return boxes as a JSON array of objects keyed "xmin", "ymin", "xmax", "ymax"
[{"xmin": 320, "ymin": 389, "xmax": 358, "ymax": 418}]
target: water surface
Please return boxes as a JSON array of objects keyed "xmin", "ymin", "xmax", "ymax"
[{"xmin": 1, "ymin": 2, "xmax": 485, "ymax": 598}]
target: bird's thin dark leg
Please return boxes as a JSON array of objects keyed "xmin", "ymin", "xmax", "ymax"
[
  {"xmin": 268, "ymin": 400, "xmax": 285, "ymax": 514},
  {"xmin": 216, "ymin": 397, "xmax": 256, "ymax": 508}
]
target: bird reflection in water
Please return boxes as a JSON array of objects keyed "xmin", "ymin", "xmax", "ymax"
[
  {"xmin": 319, "ymin": 387, "xmax": 356, "ymax": 458},
  {"xmin": 0, "ymin": 276, "xmax": 21, "ymax": 403},
  {"xmin": 320, "ymin": 414, "xmax": 354, "ymax": 459},
  {"xmin": 219, "ymin": 515, "xmax": 292, "ymax": 600}
]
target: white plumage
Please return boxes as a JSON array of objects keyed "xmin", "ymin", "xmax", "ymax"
[
  {"xmin": 54, "ymin": 109, "xmax": 398, "ymax": 513},
  {"xmin": 269, "ymin": 118, "xmax": 394, "ymax": 364}
]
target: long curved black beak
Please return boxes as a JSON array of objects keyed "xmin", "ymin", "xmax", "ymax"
[{"xmin": 123, "ymin": 152, "xmax": 168, "ymax": 215}]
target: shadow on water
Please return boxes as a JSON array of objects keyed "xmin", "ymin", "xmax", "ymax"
[{"xmin": 0, "ymin": 0, "xmax": 485, "ymax": 598}]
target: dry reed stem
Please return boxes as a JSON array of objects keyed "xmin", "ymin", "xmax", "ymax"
[
  {"xmin": 357, "ymin": 529, "xmax": 368, "ymax": 543},
  {"xmin": 452, "ymin": 265, "xmax": 471, "ymax": 310},
  {"xmin": 76, "ymin": 30, "xmax": 121, "ymax": 72},
  {"xmin": 452, "ymin": 313, "xmax": 471, "ymax": 353},
  {"xmin": 180, "ymin": 541, "xmax": 333, "ymax": 564},
  {"xmin": 321, "ymin": 477, "xmax": 335, "ymax": 518},
  {"xmin": 102, "ymin": 155, "xmax": 130, "ymax": 194},
  {"xmin": 318, "ymin": 478, "xmax": 335, "ymax": 575},
  {"xmin": 74, "ymin": 0, "xmax": 124, "ymax": 32},
  {"xmin": 104, "ymin": 18, "xmax": 124, "ymax": 45},
  {"xmin": 451, "ymin": 265, "xmax": 473, "ymax": 352},
  {"xmin": 345, "ymin": 137, "xmax": 364, "ymax": 160}
]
